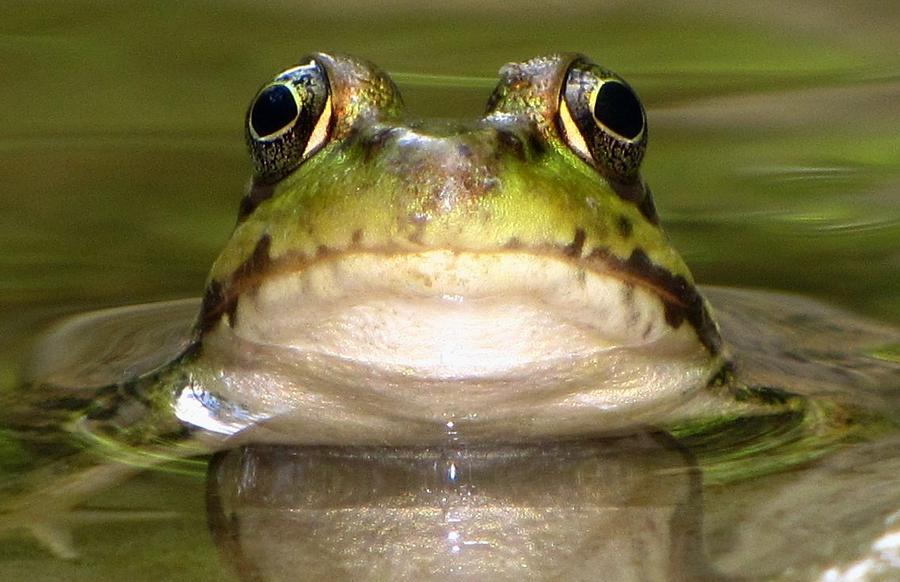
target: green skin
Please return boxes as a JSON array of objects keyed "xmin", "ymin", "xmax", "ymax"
[
  {"xmin": 216, "ymin": 83, "xmax": 682, "ymax": 280},
  {"xmin": 3, "ymin": 53, "xmax": 898, "ymax": 558},
  {"xmin": 209, "ymin": 54, "xmax": 697, "ymax": 320}
]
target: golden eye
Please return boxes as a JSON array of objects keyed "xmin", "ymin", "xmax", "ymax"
[
  {"xmin": 558, "ymin": 59, "xmax": 647, "ymax": 181},
  {"xmin": 246, "ymin": 59, "xmax": 333, "ymax": 182}
]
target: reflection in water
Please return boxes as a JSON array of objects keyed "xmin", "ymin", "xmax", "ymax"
[
  {"xmin": 206, "ymin": 433, "xmax": 720, "ymax": 582},
  {"xmin": 706, "ymin": 435, "xmax": 900, "ymax": 581}
]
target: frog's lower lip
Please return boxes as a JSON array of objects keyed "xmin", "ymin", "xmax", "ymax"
[
  {"xmin": 194, "ymin": 248, "xmax": 725, "ymax": 442},
  {"xmin": 217, "ymin": 249, "xmax": 715, "ymax": 373}
]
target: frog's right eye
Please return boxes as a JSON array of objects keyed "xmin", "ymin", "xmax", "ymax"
[
  {"xmin": 246, "ymin": 60, "xmax": 333, "ymax": 182},
  {"xmin": 557, "ymin": 59, "xmax": 647, "ymax": 182}
]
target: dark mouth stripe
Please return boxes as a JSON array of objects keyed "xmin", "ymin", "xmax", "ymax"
[
  {"xmin": 590, "ymin": 247, "xmax": 720, "ymax": 355},
  {"xmin": 197, "ymin": 235, "xmax": 273, "ymax": 335},
  {"xmin": 196, "ymin": 237, "xmax": 721, "ymax": 355},
  {"xmin": 563, "ymin": 228, "xmax": 587, "ymax": 258}
]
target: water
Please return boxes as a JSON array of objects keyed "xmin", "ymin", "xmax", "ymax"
[{"xmin": 1, "ymin": 1, "xmax": 899, "ymax": 580}]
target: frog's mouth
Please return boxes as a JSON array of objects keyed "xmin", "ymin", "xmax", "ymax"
[
  {"xmin": 215, "ymin": 249, "xmax": 716, "ymax": 376},
  {"xmin": 194, "ymin": 248, "xmax": 725, "ymax": 441}
]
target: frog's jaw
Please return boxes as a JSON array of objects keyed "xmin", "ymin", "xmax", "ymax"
[
  {"xmin": 234, "ymin": 249, "xmax": 703, "ymax": 367},
  {"xmin": 195, "ymin": 249, "xmax": 722, "ymax": 440}
]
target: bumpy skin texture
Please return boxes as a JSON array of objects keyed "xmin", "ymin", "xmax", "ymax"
[{"xmin": 201, "ymin": 53, "xmax": 720, "ymax": 354}]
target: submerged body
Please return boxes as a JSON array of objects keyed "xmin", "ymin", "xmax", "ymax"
[{"xmin": 3, "ymin": 54, "xmax": 899, "ymax": 560}]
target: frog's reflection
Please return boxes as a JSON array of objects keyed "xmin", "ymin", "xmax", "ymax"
[{"xmin": 206, "ymin": 432, "xmax": 720, "ymax": 581}]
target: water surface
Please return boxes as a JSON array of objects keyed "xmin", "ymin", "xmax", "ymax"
[{"xmin": 1, "ymin": 1, "xmax": 899, "ymax": 580}]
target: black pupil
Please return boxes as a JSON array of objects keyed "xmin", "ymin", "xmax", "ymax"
[
  {"xmin": 251, "ymin": 84, "xmax": 298, "ymax": 137},
  {"xmin": 593, "ymin": 81, "xmax": 643, "ymax": 140}
]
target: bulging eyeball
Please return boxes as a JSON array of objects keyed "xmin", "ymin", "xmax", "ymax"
[
  {"xmin": 557, "ymin": 59, "xmax": 647, "ymax": 181},
  {"xmin": 246, "ymin": 59, "xmax": 333, "ymax": 182}
]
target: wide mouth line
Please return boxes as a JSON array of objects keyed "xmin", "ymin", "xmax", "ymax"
[
  {"xmin": 196, "ymin": 244, "xmax": 720, "ymax": 359},
  {"xmin": 224, "ymin": 245, "xmax": 687, "ymax": 308}
]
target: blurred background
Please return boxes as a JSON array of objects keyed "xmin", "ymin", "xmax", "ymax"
[
  {"xmin": 0, "ymin": 1, "xmax": 898, "ymax": 579},
  {"xmin": 3, "ymin": 1, "xmax": 899, "ymax": 373}
]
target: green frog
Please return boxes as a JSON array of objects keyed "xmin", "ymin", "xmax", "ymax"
[{"xmin": 3, "ymin": 53, "xmax": 899, "ymax": 558}]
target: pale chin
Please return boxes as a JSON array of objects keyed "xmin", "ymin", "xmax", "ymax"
[{"xmin": 186, "ymin": 250, "xmax": 722, "ymax": 446}]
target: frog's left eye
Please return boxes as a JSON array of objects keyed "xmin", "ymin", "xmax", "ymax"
[
  {"xmin": 557, "ymin": 60, "xmax": 647, "ymax": 181},
  {"xmin": 246, "ymin": 60, "xmax": 332, "ymax": 182}
]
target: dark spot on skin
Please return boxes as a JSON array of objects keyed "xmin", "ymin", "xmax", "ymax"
[
  {"xmin": 65, "ymin": 358, "xmax": 197, "ymax": 433},
  {"xmin": 484, "ymin": 86, "xmax": 504, "ymax": 113},
  {"xmin": 351, "ymin": 229, "xmax": 363, "ymax": 245},
  {"xmin": 493, "ymin": 126, "xmax": 547, "ymax": 161},
  {"xmin": 222, "ymin": 299, "xmax": 240, "ymax": 329},
  {"xmin": 663, "ymin": 302, "xmax": 686, "ymax": 328},
  {"xmin": 526, "ymin": 132, "xmax": 547, "ymax": 157},
  {"xmin": 196, "ymin": 235, "xmax": 273, "ymax": 335},
  {"xmin": 236, "ymin": 181, "xmax": 276, "ymax": 223},
  {"xmin": 362, "ymin": 126, "xmax": 398, "ymax": 161},
  {"xmin": 406, "ymin": 216, "xmax": 427, "ymax": 245},
  {"xmin": 197, "ymin": 280, "xmax": 228, "ymax": 336},
  {"xmin": 706, "ymin": 361, "xmax": 734, "ymax": 387},
  {"xmin": 616, "ymin": 215, "xmax": 633, "ymax": 238},
  {"xmin": 157, "ymin": 424, "xmax": 196, "ymax": 442},
  {"xmin": 457, "ymin": 143, "xmax": 473, "ymax": 158},
  {"xmin": 563, "ymin": 228, "xmax": 586, "ymax": 258},
  {"xmin": 621, "ymin": 283, "xmax": 640, "ymax": 326},
  {"xmin": 494, "ymin": 129, "xmax": 526, "ymax": 160},
  {"xmin": 225, "ymin": 297, "xmax": 241, "ymax": 329},
  {"xmin": 335, "ymin": 126, "xmax": 359, "ymax": 154},
  {"xmin": 505, "ymin": 237, "xmax": 523, "ymax": 250},
  {"xmin": 585, "ymin": 247, "xmax": 721, "ymax": 355},
  {"xmin": 603, "ymin": 179, "xmax": 659, "ymax": 226},
  {"xmin": 370, "ymin": 126, "xmax": 396, "ymax": 145}
]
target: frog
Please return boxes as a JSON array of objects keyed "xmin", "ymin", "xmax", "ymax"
[{"xmin": 2, "ymin": 53, "xmax": 899, "ymax": 559}]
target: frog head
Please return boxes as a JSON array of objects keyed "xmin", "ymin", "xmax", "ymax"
[{"xmin": 195, "ymin": 53, "xmax": 723, "ymax": 438}]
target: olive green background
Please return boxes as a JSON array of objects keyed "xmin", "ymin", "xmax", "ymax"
[{"xmin": 1, "ymin": 1, "xmax": 898, "ymax": 579}]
